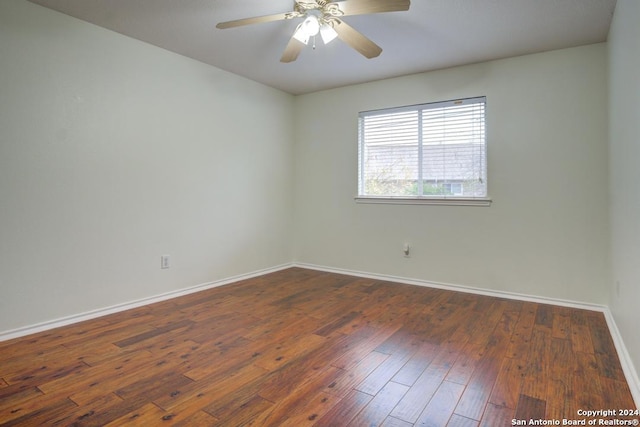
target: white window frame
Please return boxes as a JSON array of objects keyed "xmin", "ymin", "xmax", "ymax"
[{"xmin": 356, "ymin": 97, "xmax": 491, "ymax": 207}]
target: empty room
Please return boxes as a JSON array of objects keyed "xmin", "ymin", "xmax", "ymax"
[{"xmin": 0, "ymin": 0, "xmax": 639, "ymax": 425}]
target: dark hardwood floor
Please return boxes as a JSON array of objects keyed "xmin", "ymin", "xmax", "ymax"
[{"xmin": 0, "ymin": 268, "xmax": 636, "ymax": 426}]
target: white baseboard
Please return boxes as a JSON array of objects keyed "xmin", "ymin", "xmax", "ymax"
[
  {"xmin": 293, "ymin": 262, "xmax": 640, "ymax": 407},
  {"xmin": 293, "ymin": 262, "xmax": 607, "ymax": 311},
  {"xmin": 602, "ymin": 308, "xmax": 640, "ymax": 407},
  {"xmin": 0, "ymin": 263, "xmax": 294, "ymax": 343}
]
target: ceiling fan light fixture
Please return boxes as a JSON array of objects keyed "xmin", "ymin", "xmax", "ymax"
[
  {"xmin": 320, "ymin": 23, "xmax": 338, "ymax": 44},
  {"xmin": 293, "ymin": 14, "xmax": 321, "ymax": 45},
  {"xmin": 304, "ymin": 14, "xmax": 321, "ymax": 36},
  {"xmin": 216, "ymin": 0, "xmax": 411, "ymax": 63},
  {"xmin": 293, "ymin": 22, "xmax": 310, "ymax": 44}
]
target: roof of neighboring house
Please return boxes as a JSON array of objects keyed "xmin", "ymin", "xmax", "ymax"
[{"xmin": 363, "ymin": 142, "xmax": 486, "ymax": 182}]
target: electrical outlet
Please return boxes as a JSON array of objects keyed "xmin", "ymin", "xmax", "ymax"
[
  {"xmin": 161, "ymin": 255, "xmax": 170, "ymax": 269},
  {"xmin": 403, "ymin": 243, "xmax": 410, "ymax": 258}
]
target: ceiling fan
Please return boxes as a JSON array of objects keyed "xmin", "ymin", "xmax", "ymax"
[{"xmin": 216, "ymin": 0, "xmax": 411, "ymax": 63}]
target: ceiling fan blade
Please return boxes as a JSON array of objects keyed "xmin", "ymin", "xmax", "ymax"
[
  {"xmin": 333, "ymin": 20, "xmax": 382, "ymax": 59},
  {"xmin": 332, "ymin": 0, "xmax": 410, "ymax": 16},
  {"xmin": 216, "ymin": 12, "xmax": 291, "ymax": 29},
  {"xmin": 280, "ymin": 37, "xmax": 306, "ymax": 63}
]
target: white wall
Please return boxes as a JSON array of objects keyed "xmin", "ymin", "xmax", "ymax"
[
  {"xmin": 0, "ymin": 0, "xmax": 294, "ymax": 332},
  {"xmin": 293, "ymin": 44, "xmax": 610, "ymax": 304},
  {"xmin": 0, "ymin": 0, "xmax": 619, "ymax": 348},
  {"xmin": 608, "ymin": 0, "xmax": 640, "ymax": 380}
]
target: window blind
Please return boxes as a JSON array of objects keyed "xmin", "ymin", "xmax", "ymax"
[{"xmin": 358, "ymin": 97, "xmax": 487, "ymax": 199}]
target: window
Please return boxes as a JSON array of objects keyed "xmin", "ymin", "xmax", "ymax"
[{"xmin": 357, "ymin": 96, "xmax": 489, "ymax": 206}]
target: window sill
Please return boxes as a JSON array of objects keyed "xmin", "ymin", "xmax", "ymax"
[{"xmin": 355, "ymin": 196, "xmax": 492, "ymax": 207}]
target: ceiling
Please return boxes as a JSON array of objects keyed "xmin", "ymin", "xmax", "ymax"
[{"xmin": 27, "ymin": 0, "xmax": 617, "ymax": 95}]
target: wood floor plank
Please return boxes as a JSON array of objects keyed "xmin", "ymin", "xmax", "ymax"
[
  {"xmin": 600, "ymin": 377, "xmax": 637, "ymax": 412},
  {"xmin": 2, "ymin": 359, "xmax": 88, "ymax": 391},
  {"xmin": 445, "ymin": 347, "xmax": 482, "ymax": 387},
  {"xmin": 448, "ymin": 413, "xmax": 480, "ymax": 427},
  {"xmin": 355, "ymin": 349, "xmax": 415, "ymax": 396},
  {"xmin": 488, "ymin": 357, "xmax": 526, "ymax": 410},
  {"xmin": 241, "ymin": 309, "xmax": 319, "ymax": 342},
  {"xmin": 519, "ymin": 327, "xmax": 551, "ymax": 401},
  {"xmin": 328, "ymin": 324, "xmax": 402, "ymax": 371},
  {"xmin": 278, "ymin": 391, "xmax": 340, "ymax": 426},
  {"xmin": 256, "ymin": 328, "xmax": 381, "ymax": 403},
  {"xmin": 439, "ymin": 306, "xmax": 495, "ymax": 384},
  {"xmin": 505, "ymin": 302, "xmax": 537, "ymax": 360},
  {"xmin": 0, "ymin": 344, "xmax": 78, "ymax": 380},
  {"xmin": 324, "ymin": 350, "xmax": 389, "ymax": 398},
  {"xmin": 382, "ymin": 416, "xmax": 414, "ymax": 427},
  {"xmin": 45, "ymin": 392, "xmax": 124, "ymax": 426},
  {"xmin": 197, "ymin": 374, "xmax": 270, "ymax": 421},
  {"xmin": 514, "ymin": 393, "xmax": 546, "ymax": 419},
  {"xmin": 113, "ymin": 319, "xmax": 194, "ymax": 348},
  {"xmin": 103, "ymin": 402, "xmax": 168, "ymax": 426},
  {"xmin": 390, "ymin": 346, "xmax": 458, "ymax": 423},
  {"xmin": 374, "ymin": 327, "xmax": 423, "ymax": 356},
  {"xmin": 51, "ymin": 317, "xmax": 158, "ymax": 350},
  {"xmin": 213, "ymin": 394, "xmax": 272, "ymax": 427},
  {"xmin": 35, "ymin": 348, "xmax": 155, "ymax": 397},
  {"xmin": 155, "ymin": 363, "xmax": 269, "ymax": 412},
  {"xmin": 314, "ymin": 311, "xmax": 362, "ymax": 337},
  {"xmin": 534, "ymin": 304, "xmax": 554, "ymax": 330},
  {"xmin": 453, "ymin": 310, "xmax": 518, "ymax": 421},
  {"xmin": 418, "ymin": 301, "xmax": 475, "ymax": 345},
  {"xmin": 570, "ymin": 310, "xmax": 595, "ymax": 354},
  {"xmin": 587, "ymin": 312, "xmax": 627, "ymax": 381},
  {"xmin": 314, "ymin": 389, "xmax": 373, "ymax": 426},
  {"xmin": 0, "ymin": 268, "xmax": 634, "ymax": 425},
  {"xmin": 479, "ymin": 402, "xmax": 513, "ymax": 427},
  {"xmin": 573, "ymin": 351, "xmax": 605, "ymax": 410},
  {"xmin": 552, "ymin": 306, "xmax": 573, "ymax": 340},
  {"xmin": 66, "ymin": 374, "xmax": 189, "ymax": 426},
  {"xmin": 252, "ymin": 333, "xmax": 328, "ymax": 372},
  {"xmin": 391, "ymin": 341, "xmax": 440, "ymax": 386},
  {"xmin": 251, "ymin": 366, "xmax": 344, "ymax": 426},
  {"xmin": 0, "ymin": 398, "xmax": 78, "ymax": 426},
  {"xmin": 171, "ymin": 410, "xmax": 219, "ymax": 426},
  {"xmin": 114, "ymin": 371, "xmax": 193, "ymax": 403},
  {"xmin": 0, "ymin": 386, "xmax": 45, "ymax": 422},
  {"xmin": 414, "ymin": 380, "xmax": 465, "ymax": 427},
  {"xmin": 68, "ymin": 349, "xmax": 195, "ymax": 406},
  {"xmin": 64, "ymin": 342, "xmax": 129, "ymax": 367},
  {"xmin": 545, "ymin": 337, "xmax": 574, "ymax": 419},
  {"xmin": 347, "ymin": 381, "xmax": 409, "ymax": 427},
  {"xmin": 180, "ymin": 336, "xmax": 271, "ymax": 381}
]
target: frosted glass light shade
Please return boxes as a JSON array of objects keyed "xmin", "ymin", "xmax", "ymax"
[
  {"xmin": 320, "ymin": 23, "xmax": 338, "ymax": 44},
  {"xmin": 293, "ymin": 15, "xmax": 321, "ymax": 45}
]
